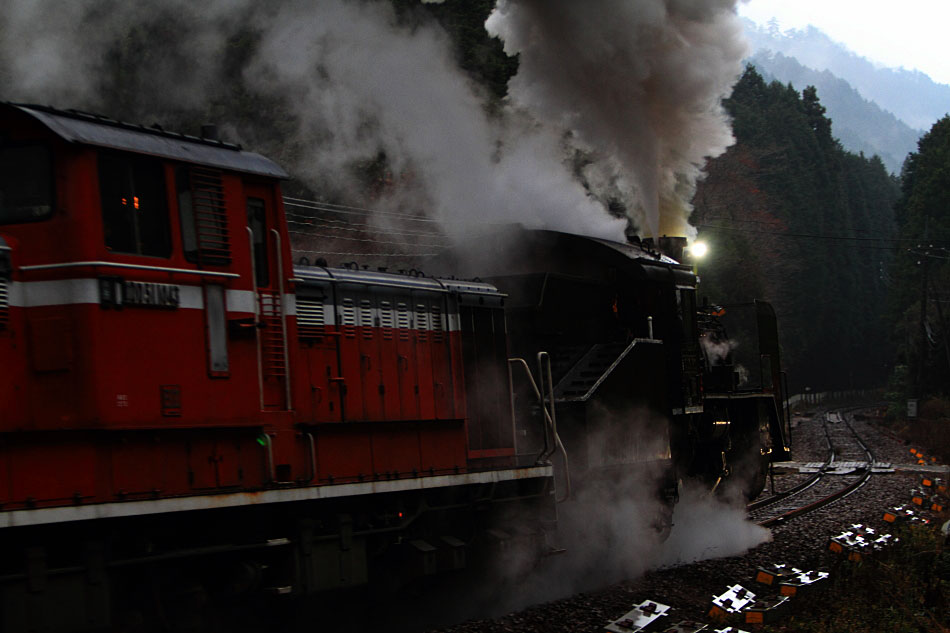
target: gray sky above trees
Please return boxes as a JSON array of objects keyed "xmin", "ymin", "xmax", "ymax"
[{"xmin": 739, "ymin": 0, "xmax": 950, "ymax": 84}]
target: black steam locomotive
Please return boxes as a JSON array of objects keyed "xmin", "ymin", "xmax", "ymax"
[{"xmin": 432, "ymin": 226, "xmax": 790, "ymax": 519}]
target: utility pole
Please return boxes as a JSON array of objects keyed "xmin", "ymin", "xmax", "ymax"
[
  {"xmin": 928, "ymin": 276, "xmax": 950, "ymax": 375},
  {"xmin": 917, "ymin": 219, "xmax": 930, "ymax": 399}
]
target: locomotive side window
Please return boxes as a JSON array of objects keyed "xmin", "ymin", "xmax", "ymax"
[
  {"xmin": 176, "ymin": 167, "xmax": 198, "ymax": 259},
  {"xmin": 204, "ymin": 284, "xmax": 229, "ymax": 375},
  {"xmin": 0, "ymin": 145, "xmax": 53, "ymax": 224},
  {"xmin": 246, "ymin": 197, "xmax": 269, "ymax": 287},
  {"xmin": 99, "ymin": 153, "xmax": 170, "ymax": 257}
]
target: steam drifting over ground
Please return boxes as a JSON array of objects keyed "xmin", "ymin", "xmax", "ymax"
[
  {"xmin": 657, "ymin": 483, "xmax": 771, "ymax": 566},
  {"xmin": 461, "ymin": 475, "xmax": 771, "ymax": 620},
  {"xmin": 466, "ymin": 407, "xmax": 770, "ymax": 616},
  {"xmin": 0, "ymin": 0, "xmax": 746, "ymax": 244}
]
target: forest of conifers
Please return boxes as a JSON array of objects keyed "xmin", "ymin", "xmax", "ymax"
[{"xmin": 696, "ymin": 68, "xmax": 950, "ymax": 401}]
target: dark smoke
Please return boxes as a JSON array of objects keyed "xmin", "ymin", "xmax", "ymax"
[{"xmin": 486, "ymin": 0, "xmax": 747, "ymax": 239}]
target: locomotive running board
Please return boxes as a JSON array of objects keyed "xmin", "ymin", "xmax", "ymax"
[{"xmin": 0, "ymin": 466, "xmax": 553, "ymax": 529}]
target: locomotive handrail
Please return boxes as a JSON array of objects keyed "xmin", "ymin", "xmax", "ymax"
[
  {"xmin": 536, "ymin": 352, "xmax": 559, "ymax": 464},
  {"xmin": 305, "ymin": 432, "xmax": 317, "ymax": 483},
  {"xmin": 18, "ymin": 261, "xmax": 240, "ymax": 278},
  {"xmin": 507, "ymin": 358, "xmax": 549, "ymax": 461},
  {"xmin": 537, "ymin": 351, "xmax": 572, "ymax": 502},
  {"xmin": 248, "ymin": 227, "xmax": 265, "ymax": 411},
  {"xmin": 507, "ymin": 356, "xmax": 571, "ymax": 502}
]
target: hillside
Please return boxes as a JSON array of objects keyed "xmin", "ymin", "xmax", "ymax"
[
  {"xmin": 743, "ymin": 20, "xmax": 950, "ymax": 131},
  {"xmin": 747, "ymin": 50, "xmax": 921, "ymax": 174}
]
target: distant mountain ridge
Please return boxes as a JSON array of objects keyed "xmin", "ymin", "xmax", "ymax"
[
  {"xmin": 743, "ymin": 19, "xmax": 950, "ymax": 131},
  {"xmin": 746, "ymin": 50, "xmax": 921, "ymax": 174}
]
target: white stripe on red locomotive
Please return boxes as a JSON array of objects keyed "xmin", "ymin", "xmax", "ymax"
[{"xmin": 0, "ymin": 466, "xmax": 553, "ymax": 529}]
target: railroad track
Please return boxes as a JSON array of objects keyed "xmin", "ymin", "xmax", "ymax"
[{"xmin": 748, "ymin": 407, "xmax": 876, "ymax": 527}]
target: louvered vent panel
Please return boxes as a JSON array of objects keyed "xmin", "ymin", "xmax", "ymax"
[
  {"xmin": 0, "ymin": 277, "xmax": 8, "ymax": 329},
  {"xmin": 297, "ymin": 297, "xmax": 326, "ymax": 340},
  {"xmin": 341, "ymin": 297, "xmax": 357, "ymax": 338},
  {"xmin": 416, "ymin": 303, "xmax": 429, "ymax": 343},
  {"xmin": 359, "ymin": 299, "xmax": 374, "ymax": 340},
  {"xmin": 380, "ymin": 301, "xmax": 394, "ymax": 340},
  {"xmin": 191, "ymin": 168, "xmax": 231, "ymax": 265},
  {"xmin": 431, "ymin": 303, "xmax": 444, "ymax": 342},
  {"xmin": 397, "ymin": 302, "xmax": 410, "ymax": 341}
]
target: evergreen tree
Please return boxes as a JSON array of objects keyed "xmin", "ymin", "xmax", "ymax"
[
  {"xmin": 696, "ymin": 66, "xmax": 899, "ymax": 392},
  {"xmin": 889, "ymin": 116, "xmax": 950, "ymax": 397}
]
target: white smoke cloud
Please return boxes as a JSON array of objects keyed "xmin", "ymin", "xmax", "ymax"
[
  {"xmin": 657, "ymin": 482, "xmax": 771, "ymax": 565},
  {"xmin": 701, "ymin": 334, "xmax": 737, "ymax": 365},
  {"xmin": 245, "ymin": 0, "xmax": 626, "ymax": 241},
  {"xmin": 486, "ymin": 0, "xmax": 747, "ymax": 238},
  {"xmin": 0, "ymin": 0, "xmax": 253, "ymax": 115}
]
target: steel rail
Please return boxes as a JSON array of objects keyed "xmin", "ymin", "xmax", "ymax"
[
  {"xmin": 754, "ymin": 407, "xmax": 876, "ymax": 527},
  {"xmin": 747, "ymin": 408, "xmax": 836, "ymax": 512}
]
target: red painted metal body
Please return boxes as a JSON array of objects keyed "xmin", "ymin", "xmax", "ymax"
[{"xmin": 0, "ymin": 103, "xmax": 517, "ymax": 514}]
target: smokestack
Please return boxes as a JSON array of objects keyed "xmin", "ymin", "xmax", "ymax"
[
  {"xmin": 200, "ymin": 124, "xmax": 219, "ymax": 142},
  {"xmin": 642, "ymin": 236, "xmax": 687, "ymax": 262}
]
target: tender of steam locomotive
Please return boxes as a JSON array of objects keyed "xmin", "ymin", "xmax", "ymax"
[{"xmin": 0, "ymin": 103, "xmax": 789, "ymax": 632}]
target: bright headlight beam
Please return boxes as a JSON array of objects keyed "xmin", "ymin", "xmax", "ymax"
[{"xmin": 690, "ymin": 241, "xmax": 708, "ymax": 259}]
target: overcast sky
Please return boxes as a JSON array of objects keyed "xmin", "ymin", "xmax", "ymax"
[{"xmin": 738, "ymin": 0, "xmax": 950, "ymax": 85}]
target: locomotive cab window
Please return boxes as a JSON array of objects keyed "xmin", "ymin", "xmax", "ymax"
[
  {"xmin": 99, "ymin": 153, "xmax": 171, "ymax": 257},
  {"xmin": 0, "ymin": 145, "xmax": 53, "ymax": 224}
]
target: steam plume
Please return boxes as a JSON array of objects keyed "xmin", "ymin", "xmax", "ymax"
[
  {"xmin": 243, "ymin": 0, "xmax": 627, "ymax": 241},
  {"xmin": 486, "ymin": 0, "xmax": 747, "ymax": 238}
]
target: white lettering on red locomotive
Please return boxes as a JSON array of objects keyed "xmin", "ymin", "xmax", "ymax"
[{"xmin": 118, "ymin": 280, "xmax": 181, "ymax": 309}]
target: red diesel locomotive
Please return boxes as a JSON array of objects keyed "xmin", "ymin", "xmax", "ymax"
[
  {"xmin": 0, "ymin": 103, "xmax": 559, "ymax": 631},
  {"xmin": 0, "ymin": 103, "xmax": 788, "ymax": 632}
]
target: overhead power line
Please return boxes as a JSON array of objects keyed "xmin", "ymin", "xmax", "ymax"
[
  {"xmin": 284, "ymin": 196, "xmax": 441, "ymax": 224},
  {"xmin": 699, "ymin": 220, "xmax": 950, "ymax": 245},
  {"xmin": 287, "ymin": 218, "xmax": 449, "ymax": 240},
  {"xmin": 293, "ymin": 248, "xmax": 440, "ymax": 258},
  {"xmin": 697, "ymin": 224, "xmax": 929, "ymax": 252},
  {"xmin": 287, "ymin": 228, "xmax": 448, "ymax": 249}
]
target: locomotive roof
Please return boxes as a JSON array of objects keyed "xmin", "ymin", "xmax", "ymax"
[
  {"xmin": 4, "ymin": 102, "xmax": 288, "ymax": 179},
  {"xmin": 427, "ymin": 226, "xmax": 694, "ymax": 285},
  {"xmin": 585, "ymin": 235, "xmax": 679, "ymax": 265}
]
